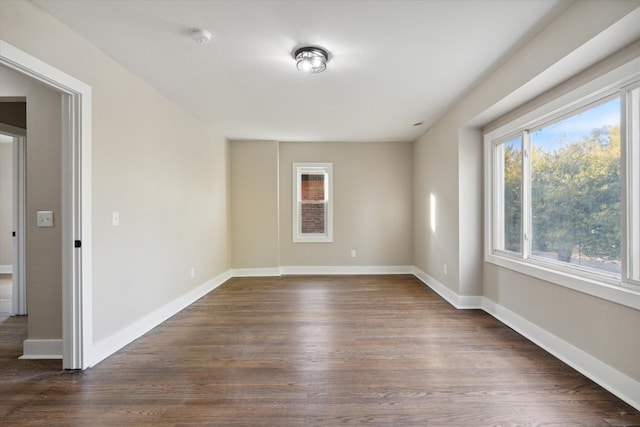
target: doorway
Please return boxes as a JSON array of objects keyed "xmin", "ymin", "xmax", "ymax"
[
  {"xmin": 0, "ymin": 40, "xmax": 92, "ymax": 370},
  {"xmin": 0, "ymin": 130, "xmax": 26, "ymax": 318}
]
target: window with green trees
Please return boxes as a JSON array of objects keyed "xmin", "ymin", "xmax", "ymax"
[
  {"xmin": 499, "ymin": 99, "xmax": 621, "ymax": 274},
  {"xmin": 486, "ymin": 67, "xmax": 640, "ymax": 293},
  {"xmin": 497, "ymin": 135, "xmax": 523, "ymax": 255},
  {"xmin": 530, "ymin": 99, "xmax": 621, "ymax": 274}
]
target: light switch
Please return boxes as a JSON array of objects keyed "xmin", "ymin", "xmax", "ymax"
[
  {"xmin": 37, "ymin": 211, "xmax": 54, "ymax": 227},
  {"xmin": 112, "ymin": 212, "xmax": 120, "ymax": 227}
]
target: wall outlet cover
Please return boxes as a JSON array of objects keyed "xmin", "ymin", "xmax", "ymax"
[{"xmin": 36, "ymin": 211, "xmax": 54, "ymax": 227}]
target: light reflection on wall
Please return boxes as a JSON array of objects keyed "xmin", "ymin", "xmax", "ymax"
[{"xmin": 430, "ymin": 193, "xmax": 436, "ymax": 233}]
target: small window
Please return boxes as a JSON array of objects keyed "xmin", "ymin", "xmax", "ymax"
[{"xmin": 293, "ymin": 163, "xmax": 333, "ymax": 242}]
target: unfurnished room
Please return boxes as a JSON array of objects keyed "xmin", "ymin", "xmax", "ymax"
[{"xmin": 1, "ymin": 0, "xmax": 640, "ymax": 425}]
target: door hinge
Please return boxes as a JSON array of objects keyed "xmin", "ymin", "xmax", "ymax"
[{"xmin": 74, "ymin": 240, "xmax": 82, "ymax": 248}]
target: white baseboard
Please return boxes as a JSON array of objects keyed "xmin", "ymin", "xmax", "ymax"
[
  {"xmin": 279, "ymin": 265, "xmax": 414, "ymax": 275},
  {"xmin": 482, "ymin": 298, "xmax": 640, "ymax": 410},
  {"xmin": 21, "ymin": 339, "xmax": 63, "ymax": 359},
  {"xmin": 482, "ymin": 297, "xmax": 640, "ymax": 411},
  {"xmin": 90, "ymin": 266, "xmax": 410, "ymax": 367},
  {"xmin": 412, "ymin": 266, "xmax": 639, "ymax": 410},
  {"xmin": 0, "ymin": 265, "xmax": 12, "ymax": 274},
  {"xmin": 90, "ymin": 270, "xmax": 231, "ymax": 367},
  {"xmin": 232, "ymin": 265, "xmax": 414, "ymax": 276},
  {"xmin": 83, "ymin": 265, "xmax": 638, "ymax": 411},
  {"xmin": 231, "ymin": 267, "xmax": 281, "ymax": 277},
  {"xmin": 412, "ymin": 267, "xmax": 483, "ymax": 309}
]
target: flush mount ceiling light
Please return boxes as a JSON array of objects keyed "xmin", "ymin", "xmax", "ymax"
[{"xmin": 294, "ymin": 47, "xmax": 329, "ymax": 74}]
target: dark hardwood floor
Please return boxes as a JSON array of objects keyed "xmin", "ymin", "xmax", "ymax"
[{"xmin": 1, "ymin": 274, "xmax": 639, "ymax": 426}]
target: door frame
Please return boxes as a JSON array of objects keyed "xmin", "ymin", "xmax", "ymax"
[
  {"xmin": 0, "ymin": 40, "xmax": 93, "ymax": 369},
  {"xmin": 12, "ymin": 134, "xmax": 26, "ymax": 316}
]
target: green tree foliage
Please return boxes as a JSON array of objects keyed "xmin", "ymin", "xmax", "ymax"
[
  {"xmin": 503, "ymin": 126, "xmax": 621, "ymax": 265},
  {"xmin": 503, "ymin": 141, "xmax": 522, "ymax": 252}
]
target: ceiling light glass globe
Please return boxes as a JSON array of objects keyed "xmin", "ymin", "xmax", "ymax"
[{"xmin": 295, "ymin": 47, "xmax": 328, "ymax": 74}]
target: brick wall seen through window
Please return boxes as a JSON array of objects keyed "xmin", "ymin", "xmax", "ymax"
[{"xmin": 301, "ymin": 174, "xmax": 325, "ymax": 234}]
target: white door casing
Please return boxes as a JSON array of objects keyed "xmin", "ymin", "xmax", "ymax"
[{"xmin": 0, "ymin": 40, "xmax": 93, "ymax": 369}]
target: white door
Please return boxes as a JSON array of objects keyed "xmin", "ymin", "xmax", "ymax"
[{"xmin": 11, "ymin": 134, "xmax": 26, "ymax": 315}]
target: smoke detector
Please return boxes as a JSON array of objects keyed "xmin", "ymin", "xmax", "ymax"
[{"xmin": 191, "ymin": 29, "xmax": 212, "ymax": 45}]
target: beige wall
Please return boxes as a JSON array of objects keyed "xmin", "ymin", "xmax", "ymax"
[
  {"xmin": 413, "ymin": 121, "xmax": 460, "ymax": 290},
  {"xmin": 414, "ymin": 0, "xmax": 640, "ymax": 386},
  {"xmin": 0, "ymin": 141, "xmax": 12, "ymax": 268},
  {"xmin": 230, "ymin": 140, "xmax": 413, "ymax": 269},
  {"xmin": 0, "ymin": 0, "xmax": 229, "ymax": 343},
  {"xmin": 279, "ymin": 141, "xmax": 413, "ymax": 267},
  {"xmin": 0, "ymin": 65, "xmax": 63, "ymax": 339},
  {"xmin": 458, "ymin": 128, "xmax": 482, "ymax": 297},
  {"xmin": 230, "ymin": 140, "xmax": 279, "ymax": 269}
]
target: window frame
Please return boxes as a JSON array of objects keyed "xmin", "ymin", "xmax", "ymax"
[
  {"xmin": 292, "ymin": 162, "xmax": 333, "ymax": 243},
  {"xmin": 484, "ymin": 57, "xmax": 640, "ymax": 310},
  {"xmin": 624, "ymin": 81, "xmax": 640, "ymax": 287}
]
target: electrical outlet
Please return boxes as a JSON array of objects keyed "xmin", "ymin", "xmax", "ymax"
[
  {"xmin": 190, "ymin": 267, "xmax": 195, "ymax": 278},
  {"xmin": 444, "ymin": 264, "xmax": 448, "ymax": 275},
  {"xmin": 351, "ymin": 250, "xmax": 357, "ymax": 258}
]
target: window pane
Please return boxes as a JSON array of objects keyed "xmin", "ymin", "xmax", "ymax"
[
  {"xmin": 301, "ymin": 202, "xmax": 325, "ymax": 234},
  {"xmin": 501, "ymin": 136, "xmax": 523, "ymax": 254},
  {"xmin": 301, "ymin": 173, "xmax": 325, "ymax": 201},
  {"xmin": 530, "ymin": 98, "xmax": 621, "ymax": 274}
]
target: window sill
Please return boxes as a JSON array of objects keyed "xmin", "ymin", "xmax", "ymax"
[
  {"xmin": 292, "ymin": 236, "xmax": 333, "ymax": 243},
  {"xmin": 486, "ymin": 253, "xmax": 640, "ymax": 311}
]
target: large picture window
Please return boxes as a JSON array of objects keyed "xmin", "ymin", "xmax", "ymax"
[
  {"xmin": 485, "ymin": 60, "xmax": 640, "ymax": 303},
  {"xmin": 529, "ymin": 98, "xmax": 621, "ymax": 274},
  {"xmin": 293, "ymin": 163, "xmax": 333, "ymax": 242}
]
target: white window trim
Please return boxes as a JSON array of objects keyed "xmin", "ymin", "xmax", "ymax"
[
  {"xmin": 623, "ymin": 81, "xmax": 640, "ymax": 286},
  {"xmin": 484, "ymin": 56, "xmax": 640, "ymax": 310},
  {"xmin": 292, "ymin": 162, "xmax": 333, "ymax": 243}
]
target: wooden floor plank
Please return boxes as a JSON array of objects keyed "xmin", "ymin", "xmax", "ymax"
[{"xmin": 1, "ymin": 274, "xmax": 638, "ymax": 426}]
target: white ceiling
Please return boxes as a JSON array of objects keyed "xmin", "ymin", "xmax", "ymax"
[{"xmin": 33, "ymin": 0, "xmax": 573, "ymax": 142}]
